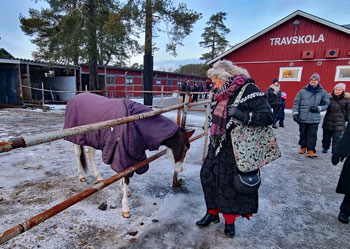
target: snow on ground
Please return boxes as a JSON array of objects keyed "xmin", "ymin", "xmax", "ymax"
[{"xmin": 0, "ymin": 97, "xmax": 349, "ymax": 249}]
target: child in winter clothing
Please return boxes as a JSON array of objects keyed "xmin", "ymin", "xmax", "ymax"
[
  {"xmin": 265, "ymin": 78, "xmax": 281, "ymax": 129},
  {"xmin": 279, "ymin": 92, "xmax": 287, "ymax": 127},
  {"xmin": 322, "ymin": 83, "xmax": 350, "ymax": 154}
]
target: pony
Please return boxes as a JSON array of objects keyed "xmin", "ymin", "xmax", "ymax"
[{"xmin": 64, "ymin": 92, "xmax": 194, "ymax": 218}]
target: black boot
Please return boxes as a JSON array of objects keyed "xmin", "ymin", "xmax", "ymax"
[
  {"xmin": 196, "ymin": 213, "xmax": 220, "ymax": 227},
  {"xmin": 272, "ymin": 123, "xmax": 278, "ymax": 129},
  {"xmin": 224, "ymin": 222, "xmax": 235, "ymax": 237},
  {"xmin": 338, "ymin": 212, "xmax": 349, "ymax": 224}
]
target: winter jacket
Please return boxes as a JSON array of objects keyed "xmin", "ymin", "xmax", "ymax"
[
  {"xmin": 292, "ymin": 84, "xmax": 330, "ymax": 124},
  {"xmin": 322, "ymin": 92, "xmax": 350, "ymax": 131},
  {"xmin": 265, "ymin": 86, "xmax": 281, "ymax": 107},
  {"xmin": 200, "ymin": 80, "xmax": 273, "ymax": 214},
  {"xmin": 335, "ymin": 124, "xmax": 350, "ymax": 195}
]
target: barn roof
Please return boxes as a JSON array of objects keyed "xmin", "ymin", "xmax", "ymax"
[{"xmin": 208, "ymin": 10, "xmax": 350, "ymax": 65}]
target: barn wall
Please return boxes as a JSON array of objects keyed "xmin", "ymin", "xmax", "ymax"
[{"xmin": 222, "ymin": 15, "xmax": 350, "ymax": 108}]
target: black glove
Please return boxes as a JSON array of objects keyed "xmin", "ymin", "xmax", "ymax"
[
  {"xmin": 293, "ymin": 114, "xmax": 299, "ymax": 123},
  {"xmin": 310, "ymin": 106, "xmax": 320, "ymax": 113},
  {"xmin": 227, "ymin": 106, "xmax": 244, "ymax": 121},
  {"xmin": 332, "ymin": 154, "xmax": 346, "ymax": 165}
]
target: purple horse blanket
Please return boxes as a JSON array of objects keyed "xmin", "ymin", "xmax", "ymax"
[{"xmin": 64, "ymin": 92, "xmax": 179, "ymax": 176}]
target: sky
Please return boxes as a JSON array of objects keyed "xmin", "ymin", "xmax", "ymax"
[{"xmin": 1, "ymin": 0, "xmax": 350, "ymax": 70}]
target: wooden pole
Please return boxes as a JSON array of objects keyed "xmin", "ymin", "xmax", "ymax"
[{"xmin": 202, "ymin": 92, "xmax": 212, "ymax": 161}]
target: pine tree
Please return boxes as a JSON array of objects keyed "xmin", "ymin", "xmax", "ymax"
[
  {"xmin": 199, "ymin": 12, "xmax": 230, "ymax": 62},
  {"xmin": 132, "ymin": 0, "xmax": 201, "ymax": 105},
  {"xmin": 19, "ymin": 0, "xmax": 140, "ymax": 90}
]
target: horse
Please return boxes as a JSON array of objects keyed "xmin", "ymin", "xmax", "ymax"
[{"xmin": 64, "ymin": 92, "xmax": 194, "ymax": 218}]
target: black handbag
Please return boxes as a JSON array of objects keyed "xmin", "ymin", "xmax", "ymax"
[{"xmin": 233, "ymin": 170, "xmax": 261, "ymax": 194}]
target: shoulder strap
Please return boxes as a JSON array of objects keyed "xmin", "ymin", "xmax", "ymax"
[{"xmin": 233, "ymin": 83, "xmax": 251, "ymax": 107}]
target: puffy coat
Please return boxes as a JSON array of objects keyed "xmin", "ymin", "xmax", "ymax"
[
  {"xmin": 201, "ymin": 81, "xmax": 274, "ymax": 214},
  {"xmin": 293, "ymin": 84, "xmax": 330, "ymax": 123},
  {"xmin": 265, "ymin": 87, "xmax": 281, "ymax": 107},
  {"xmin": 322, "ymin": 92, "xmax": 350, "ymax": 131},
  {"xmin": 335, "ymin": 124, "xmax": 350, "ymax": 195}
]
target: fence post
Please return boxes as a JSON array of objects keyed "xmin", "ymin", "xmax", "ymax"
[
  {"xmin": 161, "ymin": 86, "xmax": 164, "ymax": 107},
  {"xmin": 202, "ymin": 92, "xmax": 212, "ymax": 161},
  {"xmin": 41, "ymin": 82, "xmax": 45, "ymax": 110},
  {"xmin": 85, "ymin": 85, "xmax": 88, "ymax": 92}
]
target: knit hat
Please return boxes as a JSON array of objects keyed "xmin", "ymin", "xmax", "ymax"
[
  {"xmin": 309, "ymin": 73, "xmax": 320, "ymax": 81},
  {"xmin": 272, "ymin": 78, "xmax": 279, "ymax": 83},
  {"xmin": 334, "ymin": 83, "xmax": 346, "ymax": 91},
  {"xmin": 281, "ymin": 92, "xmax": 287, "ymax": 99}
]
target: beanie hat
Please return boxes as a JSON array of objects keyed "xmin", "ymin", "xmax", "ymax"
[
  {"xmin": 334, "ymin": 83, "xmax": 346, "ymax": 92},
  {"xmin": 309, "ymin": 73, "xmax": 320, "ymax": 81},
  {"xmin": 272, "ymin": 78, "xmax": 279, "ymax": 83},
  {"xmin": 281, "ymin": 92, "xmax": 287, "ymax": 99}
]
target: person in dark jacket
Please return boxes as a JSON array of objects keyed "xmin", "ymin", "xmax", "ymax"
[
  {"xmin": 332, "ymin": 123, "xmax": 350, "ymax": 224},
  {"xmin": 199, "ymin": 82, "xmax": 204, "ymax": 99},
  {"xmin": 265, "ymin": 78, "xmax": 282, "ymax": 128},
  {"xmin": 181, "ymin": 80, "xmax": 191, "ymax": 102},
  {"xmin": 279, "ymin": 92, "xmax": 287, "ymax": 127},
  {"xmin": 196, "ymin": 60, "xmax": 273, "ymax": 237},
  {"xmin": 292, "ymin": 73, "xmax": 330, "ymax": 157},
  {"xmin": 322, "ymin": 83, "xmax": 350, "ymax": 154},
  {"xmin": 192, "ymin": 82, "xmax": 199, "ymax": 102}
]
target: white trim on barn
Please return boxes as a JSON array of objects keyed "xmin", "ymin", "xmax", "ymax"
[{"xmin": 208, "ymin": 10, "xmax": 350, "ymax": 65}]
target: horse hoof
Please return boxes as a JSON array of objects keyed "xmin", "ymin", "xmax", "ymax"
[
  {"xmin": 80, "ymin": 177, "xmax": 87, "ymax": 182},
  {"xmin": 122, "ymin": 212, "xmax": 131, "ymax": 218},
  {"xmin": 128, "ymin": 191, "xmax": 131, "ymax": 197}
]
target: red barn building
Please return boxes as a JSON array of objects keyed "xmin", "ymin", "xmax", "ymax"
[
  {"xmin": 79, "ymin": 64, "xmax": 207, "ymax": 98},
  {"xmin": 209, "ymin": 10, "xmax": 350, "ymax": 108}
]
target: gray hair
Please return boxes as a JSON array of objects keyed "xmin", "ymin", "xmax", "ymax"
[{"xmin": 207, "ymin": 60, "xmax": 250, "ymax": 81}]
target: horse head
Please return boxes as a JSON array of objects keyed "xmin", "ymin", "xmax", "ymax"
[{"xmin": 163, "ymin": 128, "xmax": 195, "ymax": 173}]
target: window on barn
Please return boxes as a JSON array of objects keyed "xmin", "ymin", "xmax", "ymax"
[
  {"xmin": 155, "ymin": 79, "xmax": 161, "ymax": 85},
  {"xmin": 279, "ymin": 67, "xmax": 303, "ymax": 81},
  {"xmin": 335, "ymin": 66, "xmax": 350, "ymax": 81},
  {"xmin": 126, "ymin": 77, "xmax": 134, "ymax": 85},
  {"xmin": 167, "ymin": 79, "xmax": 172, "ymax": 86},
  {"xmin": 177, "ymin": 80, "xmax": 182, "ymax": 86},
  {"xmin": 106, "ymin": 75, "xmax": 116, "ymax": 85}
]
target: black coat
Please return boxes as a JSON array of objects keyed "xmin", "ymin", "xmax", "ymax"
[
  {"xmin": 265, "ymin": 87, "xmax": 281, "ymax": 107},
  {"xmin": 200, "ymin": 82, "xmax": 274, "ymax": 214},
  {"xmin": 335, "ymin": 124, "xmax": 350, "ymax": 195},
  {"xmin": 322, "ymin": 92, "xmax": 350, "ymax": 131}
]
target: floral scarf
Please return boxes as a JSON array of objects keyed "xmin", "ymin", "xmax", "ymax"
[{"xmin": 210, "ymin": 76, "xmax": 246, "ymax": 136}]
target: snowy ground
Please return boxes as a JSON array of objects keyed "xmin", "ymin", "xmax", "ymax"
[{"xmin": 0, "ymin": 97, "xmax": 349, "ymax": 249}]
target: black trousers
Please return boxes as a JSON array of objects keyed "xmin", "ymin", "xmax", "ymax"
[
  {"xmin": 340, "ymin": 194, "xmax": 350, "ymax": 215},
  {"xmin": 272, "ymin": 106, "xmax": 280, "ymax": 125},
  {"xmin": 299, "ymin": 123, "xmax": 319, "ymax": 150},
  {"xmin": 322, "ymin": 129, "xmax": 343, "ymax": 154}
]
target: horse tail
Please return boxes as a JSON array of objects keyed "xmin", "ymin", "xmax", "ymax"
[{"xmin": 80, "ymin": 145, "xmax": 88, "ymax": 172}]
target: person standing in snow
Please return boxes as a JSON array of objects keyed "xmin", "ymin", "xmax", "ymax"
[
  {"xmin": 292, "ymin": 73, "xmax": 330, "ymax": 157},
  {"xmin": 332, "ymin": 123, "xmax": 350, "ymax": 224},
  {"xmin": 196, "ymin": 60, "xmax": 273, "ymax": 237},
  {"xmin": 321, "ymin": 83, "xmax": 350, "ymax": 154},
  {"xmin": 265, "ymin": 78, "xmax": 281, "ymax": 129},
  {"xmin": 278, "ymin": 92, "xmax": 287, "ymax": 127}
]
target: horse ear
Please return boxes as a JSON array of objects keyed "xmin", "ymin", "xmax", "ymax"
[{"xmin": 184, "ymin": 129, "xmax": 195, "ymax": 139}]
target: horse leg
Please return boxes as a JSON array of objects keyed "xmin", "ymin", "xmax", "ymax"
[
  {"xmin": 120, "ymin": 177, "xmax": 131, "ymax": 218},
  {"xmin": 73, "ymin": 144, "xmax": 87, "ymax": 182},
  {"xmin": 87, "ymin": 146, "xmax": 104, "ymax": 182}
]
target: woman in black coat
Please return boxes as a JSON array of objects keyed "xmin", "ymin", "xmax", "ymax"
[
  {"xmin": 332, "ymin": 123, "xmax": 350, "ymax": 224},
  {"xmin": 321, "ymin": 83, "xmax": 350, "ymax": 154},
  {"xmin": 196, "ymin": 60, "xmax": 274, "ymax": 237}
]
